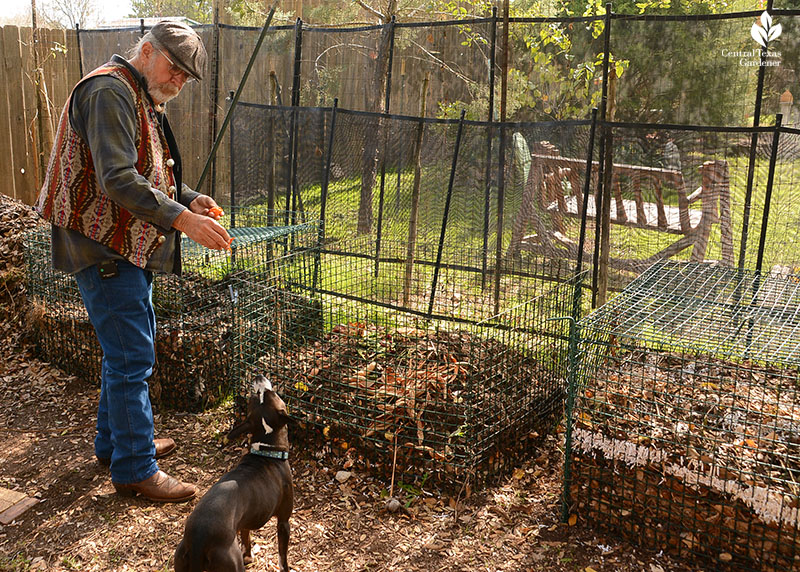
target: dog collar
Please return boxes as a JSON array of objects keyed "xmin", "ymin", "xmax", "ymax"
[{"xmin": 250, "ymin": 443, "xmax": 289, "ymax": 460}]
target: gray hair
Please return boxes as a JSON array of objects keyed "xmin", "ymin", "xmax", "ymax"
[{"xmin": 127, "ymin": 32, "xmax": 163, "ymax": 58}]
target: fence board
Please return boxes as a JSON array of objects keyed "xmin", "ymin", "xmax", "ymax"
[
  {"xmin": 64, "ymin": 28, "xmax": 80, "ymax": 81},
  {"xmin": 19, "ymin": 26, "xmax": 43, "ymax": 200},
  {"xmin": 3, "ymin": 26, "xmax": 35, "ymax": 204},
  {"xmin": 44, "ymin": 28, "xmax": 69, "ymax": 115},
  {"xmin": 0, "ymin": 31, "xmax": 15, "ymax": 199}
]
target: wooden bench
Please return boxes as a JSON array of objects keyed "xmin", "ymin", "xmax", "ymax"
[{"xmin": 509, "ymin": 146, "xmax": 734, "ymax": 269}]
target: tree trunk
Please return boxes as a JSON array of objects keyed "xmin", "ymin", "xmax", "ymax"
[{"xmin": 357, "ymin": 3, "xmax": 395, "ymax": 234}]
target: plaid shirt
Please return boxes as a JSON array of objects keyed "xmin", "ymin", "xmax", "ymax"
[{"xmin": 50, "ymin": 55, "xmax": 199, "ymax": 275}]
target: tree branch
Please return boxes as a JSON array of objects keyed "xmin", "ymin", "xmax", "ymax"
[{"xmin": 355, "ymin": 0, "xmax": 384, "ymax": 22}]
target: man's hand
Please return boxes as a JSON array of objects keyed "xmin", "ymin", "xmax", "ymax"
[
  {"xmin": 173, "ymin": 209, "xmax": 232, "ymax": 251},
  {"xmin": 189, "ymin": 195, "xmax": 224, "ymax": 220}
]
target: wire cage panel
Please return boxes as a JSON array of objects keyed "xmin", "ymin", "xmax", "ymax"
[
  {"xmin": 24, "ymin": 208, "xmax": 319, "ymax": 412},
  {"xmin": 232, "ymin": 265, "xmax": 580, "ymax": 490},
  {"xmin": 567, "ymin": 260, "xmax": 800, "ymax": 571}
]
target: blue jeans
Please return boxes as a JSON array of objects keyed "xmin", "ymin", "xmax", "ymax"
[{"xmin": 74, "ymin": 260, "xmax": 159, "ymax": 484}]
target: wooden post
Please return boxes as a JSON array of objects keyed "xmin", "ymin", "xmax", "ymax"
[
  {"xmin": 692, "ymin": 160, "xmax": 730, "ymax": 264},
  {"xmin": 403, "ymin": 75, "xmax": 429, "ymax": 307},
  {"xmin": 718, "ymin": 161, "xmax": 734, "ymax": 266},
  {"xmin": 0, "ymin": 29, "xmax": 15, "ymax": 199},
  {"xmin": 3, "ymin": 26, "xmax": 35, "ymax": 203}
]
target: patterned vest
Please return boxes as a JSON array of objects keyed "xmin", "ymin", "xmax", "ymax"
[{"xmin": 35, "ymin": 62, "xmax": 175, "ymax": 268}]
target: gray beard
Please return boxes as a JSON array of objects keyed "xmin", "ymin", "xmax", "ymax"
[{"xmin": 148, "ymin": 85, "xmax": 179, "ymax": 105}]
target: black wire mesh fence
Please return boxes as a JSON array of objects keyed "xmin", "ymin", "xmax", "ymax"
[
  {"xmin": 228, "ymin": 100, "xmax": 800, "ymax": 307},
  {"xmin": 231, "ymin": 103, "xmax": 591, "ymax": 304},
  {"xmin": 565, "ymin": 260, "xmax": 800, "ymax": 571},
  {"xmin": 232, "ymin": 259, "xmax": 581, "ymax": 489},
  {"xmin": 24, "ymin": 208, "xmax": 318, "ymax": 412}
]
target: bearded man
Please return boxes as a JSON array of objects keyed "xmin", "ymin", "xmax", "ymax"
[{"xmin": 35, "ymin": 21, "xmax": 231, "ymax": 503}]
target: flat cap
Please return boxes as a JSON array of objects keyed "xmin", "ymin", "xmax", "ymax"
[{"xmin": 150, "ymin": 20, "xmax": 207, "ymax": 81}]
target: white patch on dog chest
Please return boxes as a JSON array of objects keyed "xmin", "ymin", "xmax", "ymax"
[{"xmin": 262, "ymin": 419, "xmax": 273, "ymax": 434}]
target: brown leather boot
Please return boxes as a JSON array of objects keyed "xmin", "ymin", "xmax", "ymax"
[
  {"xmin": 113, "ymin": 470, "xmax": 197, "ymax": 503},
  {"xmin": 96, "ymin": 438, "xmax": 177, "ymax": 467}
]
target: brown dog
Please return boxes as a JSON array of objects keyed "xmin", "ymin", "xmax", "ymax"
[{"xmin": 174, "ymin": 375, "xmax": 293, "ymax": 572}]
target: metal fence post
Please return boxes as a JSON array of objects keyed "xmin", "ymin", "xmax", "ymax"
[
  {"xmin": 482, "ymin": 6, "xmax": 498, "ymax": 290},
  {"xmin": 285, "ymin": 17, "xmax": 304, "ymax": 226},
  {"xmin": 320, "ymin": 99, "xmax": 338, "ymax": 245},
  {"xmin": 493, "ymin": 0, "xmax": 509, "ymax": 315},
  {"xmin": 316, "ymin": 98, "xmax": 338, "ymax": 293},
  {"xmin": 428, "ymin": 110, "xmax": 466, "ymax": 316},
  {"xmin": 576, "ymin": 108, "xmax": 599, "ymax": 277},
  {"xmin": 755, "ymin": 113, "xmax": 782, "ymax": 275},
  {"xmin": 590, "ymin": 4, "xmax": 613, "ymax": 308},
  {"xmin": 75, "ymin": 23, "xmax": 83, "ymax": 77},
  {"xmin": 207, "ymin": 13, "xmax": 222, "ymax": 200},
  {"xmin": 739, "ymin": 0, "xmax": 774, "ymax": 270},
  {"xmin": 374, "ymin": 16, "xmax": 397, "ymax": 278},
  {"xmin": 228, "ymin": 90, "xmax": 236, "ymax": 230},
  {"xmin": 561, "ymin": 312, "xmax": 580, "ymax": 523}
]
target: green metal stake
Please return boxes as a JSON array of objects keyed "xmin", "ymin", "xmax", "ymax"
[
  {"xmin": 195, "ymin": 5, "xmax": 278, "ymax": 194},
  {"xmin": 548, "ymin": 313, "xmax": 581, "ymax": 523}
]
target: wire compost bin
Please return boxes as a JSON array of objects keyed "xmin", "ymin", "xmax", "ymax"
[
  {"xmin": 565, "ymin": 260, "xmax": 800, "ymax": 571},
  {"xmin": 231, "ymin": 262, "xmax": 581, "ymax": 490},
  {"xmin": 23, "ymin": 208, "xmax": 318, "ymax": 412}
]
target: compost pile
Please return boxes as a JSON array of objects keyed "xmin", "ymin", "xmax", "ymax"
[
  {"xmin": 149, "ymin": 273, "xmax": 236, "ymax": 411},
  {"xmin": 0, "ymin": 195, "xmax": 43, "ymax": 330},
  {"xmin": 267, "ymin": 320, "xmax": 561, "ymax": 484},
  {"xmin": 22, "ymin": 222, "xmax": 238, "ymax": 412},
  {"xmin": 570, "ymin": 349, "xmax": 800, "ymax": 571}
]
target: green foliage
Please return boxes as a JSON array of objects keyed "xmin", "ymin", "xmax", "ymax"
[
  {"xmin": 225, "ymin": 1, "xmax": 293, "ymax": 26},
  {"xmin": 128, "ymin": 0, "xmax": 213, "ymax": 22},
  {"xmin": 430, "ymin": 0, "xmax": 759, "ymax": 124},
  {"xmin": 127, "ymin": 0, "xmax": 294, "ymax": 26}
]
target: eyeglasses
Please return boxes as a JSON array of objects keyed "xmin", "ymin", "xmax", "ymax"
[{"xmin": 155, "ymin": 48, "xmax": 194, "ymax": 83}]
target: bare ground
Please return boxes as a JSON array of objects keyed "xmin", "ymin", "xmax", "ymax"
[{"xmin": 0, "ymin": 195, "xmax": 698, "ymax": 572}]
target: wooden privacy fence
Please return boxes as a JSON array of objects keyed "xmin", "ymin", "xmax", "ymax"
[{"xmin": 0, "ymin": 25, "xmax": 81, "ymax": 205}]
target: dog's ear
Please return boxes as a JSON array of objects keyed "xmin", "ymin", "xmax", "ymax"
[{"xmin": 223, "ymin": 418, "xmax": 253, "ymax": 446}]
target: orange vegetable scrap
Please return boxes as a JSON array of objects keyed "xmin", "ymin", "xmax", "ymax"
[{"xmin": 209, "ymin": 206, "xmax": 224, "ymax": 219}]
